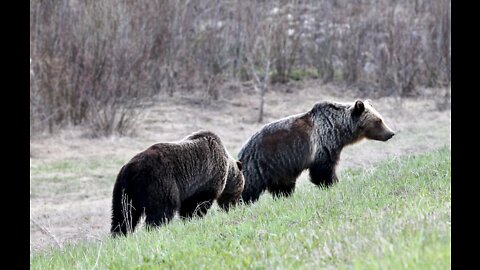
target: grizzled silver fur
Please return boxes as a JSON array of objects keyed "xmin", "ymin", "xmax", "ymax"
[{"xmin": 238, "ymin": 100, "xmax": 395, "ymax": 204}]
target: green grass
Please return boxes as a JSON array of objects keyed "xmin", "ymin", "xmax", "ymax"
[{"xmin": 30, "ymin": 147, "xmax": 451, "ymax": 269}]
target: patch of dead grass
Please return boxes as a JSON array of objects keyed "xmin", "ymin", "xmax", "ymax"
[{"xmin": 30, "ymin": 82, "xmax": 451, "ymax": 252}]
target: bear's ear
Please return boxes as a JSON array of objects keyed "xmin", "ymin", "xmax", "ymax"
[
  {"xmin": 353, "ymin": 100, "xmax": 364, "ymax": 115},
  {"xmin": 236, "ymin": 161, "xmax": 243, "ymax": 171}
]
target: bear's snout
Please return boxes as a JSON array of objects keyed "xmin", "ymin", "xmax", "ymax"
[{"xmin": 384, "ymin": 131, "xmax": 395, "ymax": 141}]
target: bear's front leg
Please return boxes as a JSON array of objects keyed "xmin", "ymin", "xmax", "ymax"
[
  {"xmin": 309, "ymin": 162, "xmax": 338, "ymax": 188},
  {"xmin": 267, "ymin": 180, "xmax": 296, "ymax": 198},
  {"xmin": 217, "ymin": 178, "xmax": 244, "ymax": 212},
  {"xmin": 217, "ymin": 191, "xmax": 241, "ymax": 212},
  {"xmin": 179, "ymin": 190, "xmax": 217, "ymax": 219}
]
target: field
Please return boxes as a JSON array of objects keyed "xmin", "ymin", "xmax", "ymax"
[
  {"xmin": 30, "ymin": 82, "xmax": 451, "ymax": 268},
  {"xmin": 30, "ymin": 146, "xmax": 450, "ymax": 269}
]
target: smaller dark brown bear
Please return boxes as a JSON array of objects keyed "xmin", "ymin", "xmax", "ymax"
[
  {"xmin": 238, "ymin": 99, "xmax": 395, "ymax": 204},
  {"xmin": 110, "ymin": 130, "xmax": 244, "ymax": 237}
]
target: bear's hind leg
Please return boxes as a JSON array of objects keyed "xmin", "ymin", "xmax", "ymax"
[
  {"xmin": 143, "ymin": 179, "xmax": 180, "ymax": 229},
  {"xmin": 111, "ymin": 204, "xmax": 143, "ymax": 237},
  {"xmin": 111, "ymin": 186, "xmax": 143, "ymax": 237}
]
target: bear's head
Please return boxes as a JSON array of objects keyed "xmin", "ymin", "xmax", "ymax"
[
  {"xmin": 227, "ymin": 158, "xmax": 244, "ymax": 187},
  {"xmin": 217, "ymin": 158, "xmax": 245, "ymax": 211},
  {"xmin": 351, "ymin": 99, "xmax": 395, "ymax": 142}
]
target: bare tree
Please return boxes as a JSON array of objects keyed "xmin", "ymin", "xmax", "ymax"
[
  {"xmin": 30, "ymin": 0, "xmax": 451, "ymax": 135},
  {"xmin": 244, "ymin": 6, "xmax": 277, "ymax": 123}
]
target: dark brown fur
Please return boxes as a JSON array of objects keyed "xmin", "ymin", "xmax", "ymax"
[
  {"xmin": 110, "ymin": 130, "xmax": 244, "ymax": 236},
  {"xmin": 238, "ymin": 100, "xmax": 395, "ymax": 203}
]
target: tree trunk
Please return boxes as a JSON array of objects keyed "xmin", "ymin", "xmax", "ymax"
[{"xmin": 258, "ymin": 85, "xmax": 265, "ymax": 123}]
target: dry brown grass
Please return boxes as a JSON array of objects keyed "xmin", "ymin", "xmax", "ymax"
[
  {"xmin": 30, "ymin": 0, "xmax": 450, "ymax": 135},
  {"xmin": 30, "ymin": 82, "xmax": 450, "ymax": 252}
]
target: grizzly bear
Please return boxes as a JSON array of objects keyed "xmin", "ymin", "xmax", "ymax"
[
  {"xmin": 238, "ymin": 99, "xmax": 395, "ymax": 203},
  {"xmin": 110, "ymin": 130, "xmax": 244, "ymax": 237}
]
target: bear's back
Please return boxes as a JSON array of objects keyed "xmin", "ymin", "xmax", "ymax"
[
  {"xmin": 238, "ymin": 112, "xmax": 309, "ymax": 160},
  {"xmin": 124, "ymin": 136, "xmax": 224, "ymax": 182}
]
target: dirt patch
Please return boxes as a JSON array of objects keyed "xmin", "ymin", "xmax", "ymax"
[{"xmin": 30, "ymin": 81, "xmax": 451, "ymax": 252}]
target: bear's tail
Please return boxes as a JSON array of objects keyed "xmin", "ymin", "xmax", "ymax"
[{"xmin": 110, "ymin": 165, "xmax": 140, "ymax": 237}]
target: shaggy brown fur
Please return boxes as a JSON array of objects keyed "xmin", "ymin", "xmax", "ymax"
[
  {"xmin": 110, "ymin": 130, "xmax": 244, "ymax": 237},
  {"xmin": 238, "ymin": 99, "xmax": 395, "ymax": 203}
]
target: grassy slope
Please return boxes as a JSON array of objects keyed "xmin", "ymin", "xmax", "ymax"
[{"xmin": 30, "ymin": 147, "xmax": 451, "ymax": 269}]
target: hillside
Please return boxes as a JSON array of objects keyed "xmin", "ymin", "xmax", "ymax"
[
  {"xmin": 31, "ymin": 147, "xmax": 451, "ymax": 269},
  {"xmin": 30, "ymin": 81, "xmax": 451, "ymax": 253}
]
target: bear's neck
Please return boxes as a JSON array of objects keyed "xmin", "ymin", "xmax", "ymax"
[{"xmin": 311, "ymin": 111, "xmax": 359, "ymax": 153}]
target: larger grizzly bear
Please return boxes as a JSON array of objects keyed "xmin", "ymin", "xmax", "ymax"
[
  {"xmin": 110, "ymin": 130, "xmax": 244, "ymax": 237},
  {"xmin": 238, "ymin": 99, "xmax": 395, "ymax": 203}
]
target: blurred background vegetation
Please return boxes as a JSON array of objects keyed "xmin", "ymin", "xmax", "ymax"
[{"xmin": 30, "ymin": 0, "xmax": 450, "ymax": 136}]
